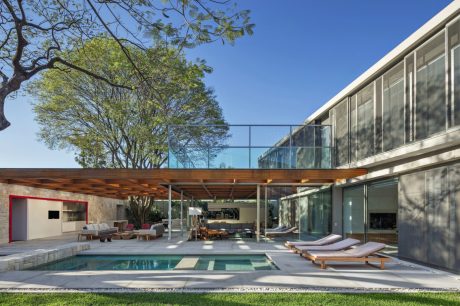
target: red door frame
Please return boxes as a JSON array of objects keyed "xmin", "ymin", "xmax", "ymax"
[{"xmin": 8, "ymin": 195, "xmax": 88, "ymax": 243}]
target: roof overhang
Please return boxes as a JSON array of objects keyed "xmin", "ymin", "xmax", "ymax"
[{"xmin": 0, "ymin": 168, "xmax": 367, "ymax": 200}]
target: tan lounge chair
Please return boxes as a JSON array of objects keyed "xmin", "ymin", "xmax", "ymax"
[
  {"xmin": 302, "ymin": 242, "xmax": 390, "ymax": 269},
  {"xmin": 265, "ymin": 227, "xmax": 297, "ymax": 238},
  {"xmin": 285, "ymin": 234, "xmax": 342, "ymax": 249},
  {"xmin": 296, "ymin": 238, "xmax": 360, "ymax": 254}
]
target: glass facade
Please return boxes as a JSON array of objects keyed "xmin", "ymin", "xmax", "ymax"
[
  {"xmin": 382, "ymin": 62, "xmax": 405, "ymax": 151},
  {"xmin": 448, "ymin": 19, "xmax": 460, "ymax": 127},
  {"xmin": 343, "ymin": 185, "xmax": 365, "ymax": 241},
  {"xmin": 330, "ymin": 20, "xmax": 460, "ymax": 166},
  {"xmin": 343, "ymin": 180, "xmax": 398, "ymax": 253},
  {"xmin": 415, "ymin": 32, "xmax": 446, "ymax": 140},
  {"xmin": 168, "ymin": 125, "xmax": 333, "ymax": 169},
  {"xmin": 298, "ymin": 188, "xmax": 332, "ymax": 240}
]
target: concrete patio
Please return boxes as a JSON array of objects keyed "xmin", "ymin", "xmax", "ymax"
[{"xmin": 0, "ymin": 232, "xmax": 459, "ymax": 292}]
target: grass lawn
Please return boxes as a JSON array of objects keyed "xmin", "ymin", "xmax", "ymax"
[{"xmin": 0, "ymin": 292, "xmax": 459, "ymax": 305}]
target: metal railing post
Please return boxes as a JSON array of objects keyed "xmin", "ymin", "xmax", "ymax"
[
  {"xmin": 289, "ymin": 125, "xmax": 293, "ymax": 168},
  {"xmin": 249, "ymin": 125, "xmax": 252, "ymax": 168}
]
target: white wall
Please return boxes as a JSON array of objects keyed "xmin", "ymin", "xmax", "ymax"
[
  {"xmin": 11, "ymin": 198, "xmax": 27, "ymax": 241},
  {"xmin": 27, "ymin": 199, "xmax": 62, "ymax": 240}
]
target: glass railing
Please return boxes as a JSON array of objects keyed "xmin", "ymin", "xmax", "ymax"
[{"xmin": 167, "ymin": 125, "xmax": 333, "ymax": 169}]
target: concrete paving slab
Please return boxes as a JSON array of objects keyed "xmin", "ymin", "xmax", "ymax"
[{"xmin": 0, "ymin": 233, "xmax": 459, "ymax": 291}]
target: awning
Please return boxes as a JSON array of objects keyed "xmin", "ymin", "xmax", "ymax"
[{"xmin": 0, "ymin": 168, "xmax": 367, "ymax": 200}]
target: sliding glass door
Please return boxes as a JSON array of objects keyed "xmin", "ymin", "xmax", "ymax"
[
  {"xmin": 343, "ymin": 180, "xmax": 398, "ymax": 254},
  {"xmin": 343, "ymin": 186, "xmax": 365, "ymax": 241}
]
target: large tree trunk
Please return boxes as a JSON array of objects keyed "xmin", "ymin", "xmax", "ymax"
[
  {"xmin": 128, "ymin": 196, "xmax": 155, "ymax": 227},
  {"xmin": 0, "ymin": 91, "xmax": 11, "ymax": 131}
]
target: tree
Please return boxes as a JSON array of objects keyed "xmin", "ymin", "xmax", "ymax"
[
  {"xmin": 0, "ymin": 0, "xmax": 254, "ymax": 131},
  {"xmin": 30, "ymin": 37, "xmax": 228, "ymax": 225}
]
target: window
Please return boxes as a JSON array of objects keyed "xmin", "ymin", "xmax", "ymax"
[
  {"xmin": 448, "ymin": 19, "xmax": 460, "ymax": 127},
  {"xmin": 382, "ymin": 62, "xmax": 405, "ymax": 151},
  {"xmin": 415, "ymin": 31, "xmax": 446, "ymax": 140},
  {"xmin": 355, "ymin": 84, "xmax": 374, "ymax": 160},
  {"xmin": 334, "ymin": 99, "xmax": 349, "ymax": 166},
  {"xmin": 405, "ymin": 54, "xmax": 415, "ymax": 143}
]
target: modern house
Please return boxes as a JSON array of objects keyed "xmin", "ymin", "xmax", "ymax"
[
  {"xmin": 265, "ymin": 1, "xmax": 460, "ymax": 272},
  {"xmin": 0, "ymin": 0, "xmax": 459, "ymax": 276}
]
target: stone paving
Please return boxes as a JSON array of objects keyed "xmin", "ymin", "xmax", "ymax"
[{"xmin": 0, "ymin": 232, "xmax": 459, "ymax": 291}]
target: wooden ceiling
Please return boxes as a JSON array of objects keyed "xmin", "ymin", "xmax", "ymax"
[{"xmin": 0, "ymin": 168, "xmax": 367, "ymax": 200}]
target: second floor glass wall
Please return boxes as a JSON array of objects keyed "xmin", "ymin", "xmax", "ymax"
[{"xmin": 328, "ymin": 16, "xmax": 460, "ymax": 167}]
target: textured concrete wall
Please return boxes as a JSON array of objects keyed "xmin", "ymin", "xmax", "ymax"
[{"xmin": 0, "ymin": 183, "xmax": 127, "ymax": 244}]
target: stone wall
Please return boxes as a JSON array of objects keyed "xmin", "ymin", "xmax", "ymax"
[{"xmin": 0, "ymin": 183, "xmax": 127, "ymax": 244}]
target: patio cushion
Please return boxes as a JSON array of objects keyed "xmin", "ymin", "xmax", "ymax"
[
  {"xmin": 307, "ymin": 242, "xmax": 386, "ymax": 258},
  {"xmin": 286, "ymin": 234, "xmax": 342, "ymax": 247},
  {"xmin": 298, "ymin": 238, "xmax": 360, "ymax": 252},
  {"xmin": 101, "ymin": 223, "xmax": 110, "ymax": 230},
  {"xmin": 86, "ymin": 224, "xmax": 95, "ymax": 230}
]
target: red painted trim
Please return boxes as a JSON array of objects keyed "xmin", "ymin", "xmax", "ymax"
[{"xmin": 8, "ymin": 195, "xmax": 88, "ymax": 243}]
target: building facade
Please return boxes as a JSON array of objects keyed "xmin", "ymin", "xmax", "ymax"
[{"xmin": 276, "ymin": 1, "xmax": 460, "ymax": 272}]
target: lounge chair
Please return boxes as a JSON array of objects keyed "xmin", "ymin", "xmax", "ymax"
[
  {"xmin": 264, "ymin": 225, "xmax": 286, "ymax": 234},
  {"xmin": 265, "ymin": 227, "xmax": 297, "ymax": 238},
  {"xmin": 285, "ymin": 234, "xmax": 342, "ymax": 249},
  {"xmin": 296, "ymin": 238, "xmax": 360, "ymax": 254},
  {"xmin": 302, "ymin": 242, "xmax": 390, "ymax": 269}
]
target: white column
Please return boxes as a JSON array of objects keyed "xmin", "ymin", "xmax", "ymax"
[
  {"xmin": 264, "ymin": 186, "xmax": 268, "ymax": 235},
  {"xmin": 180, "ymin": 190, "xmax": 184, "ymax": 236},
  {"xmin": 168, "ymin": 185, "xmax": 172, "ymax": 241},
  {"xmin": 256, "ymin": 184, "xmax": 260, "ymax": 242}
]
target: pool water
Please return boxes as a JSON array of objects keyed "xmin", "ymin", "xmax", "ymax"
[
  {"xmin": 195, "ymin": 255, "xmax": 277, "ymax": 271},
  {"xmin": 30, "ymin": 255, "xmax": 182, "ymax": 271},
  {"xmin": 29, "ymin": 254, "xmax": 277, "ymax": 271}
]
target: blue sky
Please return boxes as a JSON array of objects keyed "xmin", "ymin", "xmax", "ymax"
[{"xmin": 0, "ymin": 0, "xmax": 452, "ymax": 167}]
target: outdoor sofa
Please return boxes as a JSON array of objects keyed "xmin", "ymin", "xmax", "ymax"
[
  {"xmin": 285, "ymin": 234, "xmax": 342, "ymax": 249},
  {"xmin": 79, "ymin": 223, "xmax": 118, "ymax": 240},
  {"xmin": 295, "ymin": 238, "xmax": 360, "ymax": 254},
  {"xmin": 302, "ymin": 241, "xmax": 390, "ymax": 269},
  {"xmin": 136, "ymin": 223, "xmax": 165, "ymax": 240}
]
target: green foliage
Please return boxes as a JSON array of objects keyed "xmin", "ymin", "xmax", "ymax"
[
  {"xmin": 30, "ymin": 37, "xmax": 227, "ymax": 169},
  {"xmin": 0, "ymin": 0, "xmax": 253, "ymax": 131},
  {"xmin": 0, "ymin": 293, "xmax": 459, "ymax": 306},
  {"xmin": 147, "ymin": 207, "xmax": 164, "ymax": 224}
]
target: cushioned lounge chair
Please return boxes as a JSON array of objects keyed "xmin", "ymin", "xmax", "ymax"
[
  {"xmin": 265, "ymin": 227, "xmax": 297, "ymax": 238},
  {"xmin": 264, "ymin": 225, "xmax": 286, "ymax": 234},
  {"xmin": 302, "ymin": 242, "xmax": 390, "ymax": 269},
  {"xmin": 285, "ymin": 234, "xmax": 342, "ymax": 249},
  {"xmin": 296, "ymin": 238, "xmax": 360, "ymax": 254}
]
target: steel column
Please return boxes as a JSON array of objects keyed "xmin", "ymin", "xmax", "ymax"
[
  {"xmin": 168, "ymin": 185, "xmax": 172, "ymax": 241},
  {"xmin": 180, "ymin": 190, "xmax": 184, "ymax": 236},
  {"xmin": 257, "ymin": 184, "xmax": 260, "ymax": 242}
]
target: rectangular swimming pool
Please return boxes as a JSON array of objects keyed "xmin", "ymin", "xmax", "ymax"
[{"xmin": 29, "ymin": 254, "xmax": 278, "ymax": 271}]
